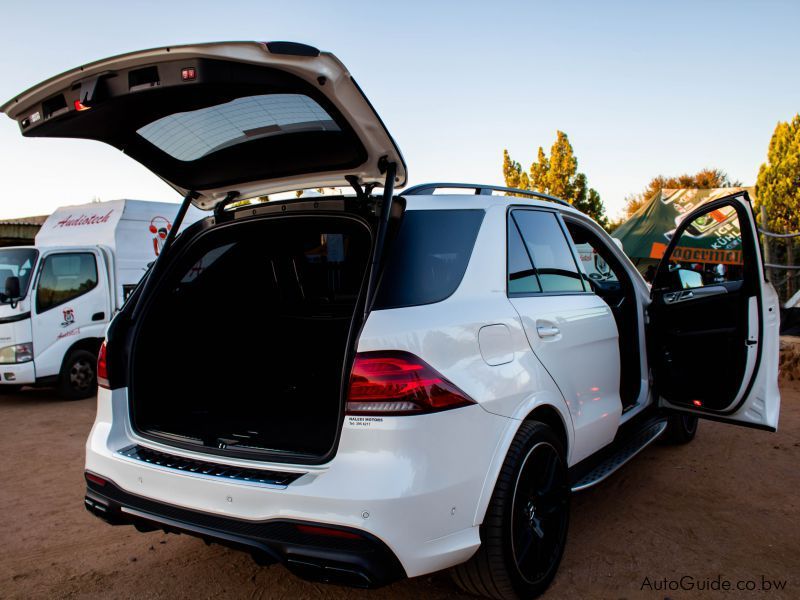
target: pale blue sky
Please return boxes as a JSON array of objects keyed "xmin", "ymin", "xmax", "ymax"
[{"xmin": 0, "ymin": 0, "xmax": 797, "ymax": 219}]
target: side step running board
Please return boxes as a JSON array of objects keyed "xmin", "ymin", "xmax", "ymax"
[{"xmin": 571, "ymin": 420, "xmax": 667, "ymax": 492}]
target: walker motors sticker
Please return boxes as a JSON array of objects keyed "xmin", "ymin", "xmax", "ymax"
[
  {"xmin": 347, "ymin": 416, "xmax": 385, "ymax": 428},
  {"xmin": 149, "ymin": 216, "xmax": 172, "ymax": 256}
]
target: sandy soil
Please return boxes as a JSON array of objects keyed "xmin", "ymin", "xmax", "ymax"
[{"xmin": 0, "ymin": 383, "xmax": 798, "ymax": 600}]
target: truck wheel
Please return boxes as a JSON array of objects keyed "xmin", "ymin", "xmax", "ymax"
[
  {"xmin": 452, "ymin": 421, "xmax": 570, "ymax": 599},
  {"xmin": 660, "ymin": 414, "xmax": 699, "ymax": 445},
  {"xmin": 58, "ymin": 349, "xmax": 97, "ymax": 400}
]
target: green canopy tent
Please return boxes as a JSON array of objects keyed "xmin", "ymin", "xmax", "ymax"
[{"xmin": 613, "ymin": 187, "xmax": 754, "ymax": 278}]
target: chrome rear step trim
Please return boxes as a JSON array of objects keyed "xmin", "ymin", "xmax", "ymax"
[
  {"xmin": 118, "ymin": 444, "xmax": 304, "ymax": 488},
  {"xmin": 571, "ymin": 420, "xmax": 667, "ymax": 492}
]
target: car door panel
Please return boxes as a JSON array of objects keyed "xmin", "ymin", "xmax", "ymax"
[
  {"xmin": 32, "ymin": 250, "xmax": 107, "ymax": 377},
  {"xmin": 511, "ymin": 295, "xmax": 622, "ymax": 463},
  {"xmin": 649, "ymin": 192, "xmax": 780, "ymax": 430},
  {"xmin": 507, "ymin": 208, "xmax": 622, "ymax": 463}
]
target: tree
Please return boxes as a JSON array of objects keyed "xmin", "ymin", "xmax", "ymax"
[
  {"xmin": 529, "ymin": 147, "xmax": 549, "ymax": 192},
  {"xmin": 503, "ymin": 131, "xmax": 607, "ymax": 225},
  {"xmin": 502, "ymin": 150, "xmax": 524, "ymax": 195},
  {"xmin": 623, "ymin": 168, "xmax": 739, "ymax": 218},
  {"xmin": 544, "ymin": 131, "xmax": 577, "ymax": 199},
  {"xmin": 756, "ymin": 114, "xmax": 800, "ymax": 234},
  {"xmin": 756, "ymin": 115, "xmax": 800, "ymax": 298}
]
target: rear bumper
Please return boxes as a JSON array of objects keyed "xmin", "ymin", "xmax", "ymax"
[
  {"xmin": 87, "ymin": 386, "xmax": 513, "ymax": 578},
  {"xmin": 0, "ymin": 360, "xmax": 35, "ymax": 384},
  {"xmin": 85, "ymin": 478, "xmax": 405, "ymax": 588}
]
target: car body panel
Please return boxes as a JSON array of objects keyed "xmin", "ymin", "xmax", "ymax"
[{"xmin": 76, "ymin": 189, "xmax": 780, "ymax": 584}]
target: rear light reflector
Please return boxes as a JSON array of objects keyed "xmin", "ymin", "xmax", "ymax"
[
  {"xmin": 346, "ymin": 351, "xmax": 475, "ymax": 416},
  {"xmin": 295, "ymin": 524, "xmax": 363, "ymax": 540},
  {"xmin": 85, "ymin": 472, "xmax": 107, "ymax": 486},
  {"xmin": 97, "ymin": 341, "xmax": 109, "ymax": 389}
]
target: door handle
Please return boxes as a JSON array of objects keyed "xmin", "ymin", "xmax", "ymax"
[
  {"xmin": 536, "ymin": 324, "xmax": 560, "ymax": 338},
  {"xmin": 91, "ymin": 312, "xmax": 105, "ymax": 321}
]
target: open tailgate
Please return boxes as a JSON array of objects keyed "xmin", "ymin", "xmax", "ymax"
[{"xmin": 1, "ymin": 41, "xmax": 406, "ymax": 209}]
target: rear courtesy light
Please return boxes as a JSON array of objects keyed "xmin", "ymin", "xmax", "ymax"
[
  {"xmin": 85, "ymin": 471, "xmax": 107, "ymax": 486},
  {"xmin": 346, "ymin": 351, "xmax": 475, "ymax": 416},
  {"xmin": 97, "ymin": 341, "xmax": 109, "ymax": 389}
]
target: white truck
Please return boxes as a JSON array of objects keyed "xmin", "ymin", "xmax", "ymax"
[{"xmin": 0, "ymin": 199, "xmax": 199, "ymax": 398}]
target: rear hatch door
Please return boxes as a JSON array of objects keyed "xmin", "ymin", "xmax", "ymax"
[{"xmin": 1, "ymin": 41, "xmax": 406, "ymax": 209}]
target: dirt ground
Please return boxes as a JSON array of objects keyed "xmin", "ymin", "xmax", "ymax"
[{"xmin": 0, "ymin": 383, "xmax": 798, "ymax": 600}]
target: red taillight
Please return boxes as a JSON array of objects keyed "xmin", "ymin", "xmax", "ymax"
[
  {"xmin": 74, "ymin": 99, "xmax": 91, "ymax": 111},
  {"xmin": 346, "ymin": 351, "xmax": 475, "ymax": 416},
  {"xmin": 295, "ymin": 524, "xmax": 363, "ymax": 540},
  {"xmin": 97, "ymin": 341, "xmax": 109, "ymax": 389},
  {"xmin": 85, "ymin": 472, "xmax": 107, "ymax": 486}
]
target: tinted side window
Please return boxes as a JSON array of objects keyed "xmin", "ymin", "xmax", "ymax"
[
  {"xmin": 511, "ymin": 210, "xmax": 585, "ymax": 293},
  {"xmin": 36, "ymin": 253, "xmax": 98, "ymax": 313},
  {"xmin": 508, "ymin": 218, "xmax": 541, "ymax": 293},
  {"xmin": 374, "ymin": 209, "xmax": 485, "ymax": 309}
]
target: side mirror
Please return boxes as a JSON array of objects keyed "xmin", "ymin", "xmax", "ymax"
[
  {"xmin": 4, "ymin": 276, "xmax": 20, "ymax": 300},
  {"xmin": 673, "ymin": 268, "xmax": 703, "ymax": 290}
]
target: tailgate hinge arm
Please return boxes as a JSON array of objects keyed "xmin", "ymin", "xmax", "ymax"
[
  {"xmin": 213, "ymin": 191, "xmax": 241, "ymax": 220},
  {"xmin": 364, "ymin": 162, "xmax": 397, "ymax": 318},
  {"xmin": 130, "ymin": 190, "xmax": 199, "ymax": 320},
  {"xmin": 160, "ymin": 190, "xmax": 200, "ymax": 257}
]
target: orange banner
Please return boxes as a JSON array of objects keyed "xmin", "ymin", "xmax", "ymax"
[
  {"xmin": 649, "ymin": 242, "xmax": 667, "ymax": 259},
  {"xmin": 649, "ymin": 242, "xmax": 743, "ymax": 265}
]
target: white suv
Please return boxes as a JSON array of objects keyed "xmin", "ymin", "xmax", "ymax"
[{"xmin": 3, "ymin": 42, "xmax": 780, "ymax": 599}]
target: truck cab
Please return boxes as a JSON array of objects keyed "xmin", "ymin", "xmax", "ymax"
[
  {"xmin": 0, "ymin": 244, "xmax": 109, "ymax": 396},
  {"xmin": 0, "ymin": 200, "xmax": 199, "ymax": 398}
]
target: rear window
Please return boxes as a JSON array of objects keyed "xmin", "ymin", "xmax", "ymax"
[
  {"xmin": 374, "ymin": 209, "xmax": 484, "ymax": 309},
  {"xmin": 137, "ymin": 93, "xmax": 340, "ymax": 162}
]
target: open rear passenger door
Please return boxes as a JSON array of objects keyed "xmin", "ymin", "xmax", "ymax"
[{"xmin": 648, "ymin": 192, "xmax": 780, "ymax": 430}]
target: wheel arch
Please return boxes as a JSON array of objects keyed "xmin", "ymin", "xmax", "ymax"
[
  {"xmin": 60, "ymin": 337, "xmax": 103, "ymax": 373},
  {"xmin": 523, "ymin": 404, "xmax": 569, "ymax": 456},
  {"xmin": 472, "ymin": 393, "xmax": 574, "ymax": 528}
]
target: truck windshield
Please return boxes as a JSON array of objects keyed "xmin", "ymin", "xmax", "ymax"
[{"xmin": 0, "ymin": 248, "xmax": 38, "ymax": 302}]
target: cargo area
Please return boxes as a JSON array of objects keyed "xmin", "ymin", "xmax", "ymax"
[{"xmin": 129, "ymin": 214, "xmax": 372, "ymax": 460}]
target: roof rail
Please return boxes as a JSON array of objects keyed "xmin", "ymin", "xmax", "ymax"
[{"xmin": 401, "ymin": 182, "xmax": 572, "ymax": 207}]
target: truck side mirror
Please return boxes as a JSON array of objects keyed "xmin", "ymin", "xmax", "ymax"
[{"xmin": 4, "ymin": 276, "xmax": 20, "ymax": 300}]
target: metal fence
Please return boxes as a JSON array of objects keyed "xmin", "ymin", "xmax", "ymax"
[{"xmin": 759, "ymin": 206, "xmax": 800, "ymax": 304}]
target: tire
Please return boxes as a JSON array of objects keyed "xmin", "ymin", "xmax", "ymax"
[
  {"xmin": 660, "ymin": 414, "xmax": 699, "ymax": 445},
  {"xmin": 58, "ymin": 349, "xmax": 97, "ymax": 400},
  {"xmin": 452, "ymin": 421, "xmax": 570, "ymax": 599}
]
